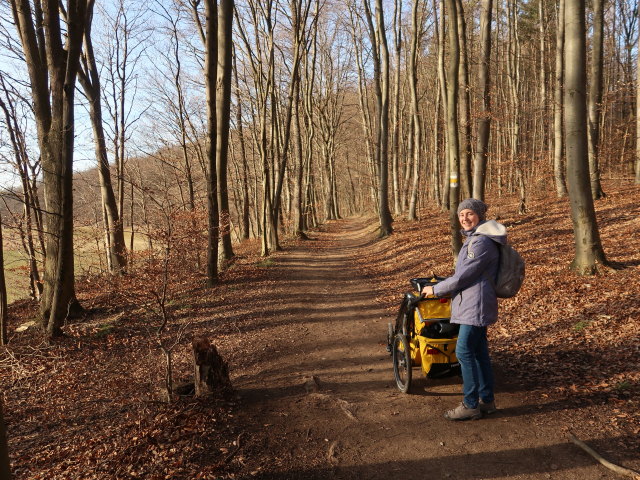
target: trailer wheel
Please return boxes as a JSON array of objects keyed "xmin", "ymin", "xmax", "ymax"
[{"xmin": 392, "ymin": 334, "xmax": 412, "ymax": 393}]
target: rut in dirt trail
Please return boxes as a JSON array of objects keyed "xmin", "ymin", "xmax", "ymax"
[{"xmin": 232, "ymin": 218, "xmax": 620, "ymax": 480}]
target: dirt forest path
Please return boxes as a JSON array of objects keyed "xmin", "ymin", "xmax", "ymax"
[{"xmin": 232, "ymin": 218, "xmax": 618, "ymax": 480}]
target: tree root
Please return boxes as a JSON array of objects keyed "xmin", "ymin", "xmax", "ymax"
[{"xmin": 568, "ymin": 432, "xmax": 640, "ymax": 479}]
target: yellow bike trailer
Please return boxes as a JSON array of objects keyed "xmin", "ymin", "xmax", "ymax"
[{"xmin": 387, "ymin": 277, "xmax": 460, "ymax": 393}]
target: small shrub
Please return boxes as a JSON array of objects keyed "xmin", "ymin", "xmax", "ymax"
[
  {"xmin": 95, "ymin": 324, "xmax": 114, "ymax": 338},
  {"xmin": 573, "ymin": 320, "xmax": 590, "ymax": 332},
  {"xmin": 615, "ymin": 381, "xmax": 632, "ymax": 393}
]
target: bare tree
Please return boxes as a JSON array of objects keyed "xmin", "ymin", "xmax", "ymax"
[
  {"xmin": 232, "ymin": 49, "xmax": 252, "ymax": 239},
  {"xmin": 234, "ymin": 0, "xmax": 275, "ymax": 256},
  {"xmin": 296, "ymin": 0, "xmax": 320, "ymax": 236},
  {"xmin": 391, "ymin": 0, "xmax": 403, "ymax": 215},
  {"xmin": 444, "ymin": 0, "xmax": 462, "ymax": 256},
  {"xmin": 406, "ymin": 0, "xmax": 423, "ymax": 221},
  {"xmin": 78, "ymin": 0, "xmax": 128, "ymax": 275},
  {"xmin": 100, "ymin": 1, "xmax": 148, "ymax": 223},
  {"xmin": 363, "ymin": 0, "xmax": 393, "ymax": 236},
  {"xmin": 436, "ymin": 0, "xmax": 449, "ymax": 208},
  {"xmin": 587, "ymin": 0, "xmax": 605, "ymax": 199},
  {"xmin": 203, "ymin": 0, "xmax": 220, "ymax": 283},
  {"xmin": 315, "ymin": 17, "xmax": 350, "ymax": 221},
  {"xmin": 563, "ymin": 0, "xmax": 609, "ymax": 274},
  {"xmin": 10, "ymin": 0, "xmax": 88, "ymax": 335},
  {"xmin": 268, "ymin": 0, "xmax": 313, "ymax": 249},
  {"xmin": 472, "ymin": 0, "xmax": 493, "ymax": 200},
  {"xmin": 348, "ymin": 3, "xmax": 378, "ymax": 209},
  {"xmin": 152, "ymin": 3, "xmax": 199, "ymax": 214},
  {"xmin": 216, "ymin": 0, "xmax": 235, "ymax": 262},
  {"xmin": 506, "ymin": 0, "xmax": 527, "ymax": 214},
  {"xmin": 456, "ymin": 0, "xmax": 471, "ymax": 199},
  {"xmin": 553, "ymin": 0, "xmax": 567, "ymax": 196}
]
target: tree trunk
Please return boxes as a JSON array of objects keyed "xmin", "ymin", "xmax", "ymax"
[
  {"xmin": 233, "ymin": 52, "xmax": 251, "ymax": 239},
  {"xmin": 456, "ymin": 0, "xmax": 472, "ymax": 199},
  {"xmin": 204, "ymin": 0, "xmax": 220, "ymax": 284},
  {"xmin": 11, "ymin": 0, "xmax": 87, "ymax": 335},
  {"xmin": 270, "ymin": 0, "xmax": 308, "ymax": 248},
  {"xmin": 554, "ymin": 0, "xmax": 568, "ymax": 196},
  {"xmin": 217, "ymin": 0, "xmax": 235, "ymax": 263},
  {"xmin": 445, "ymin": 0, "xmax": 462, "ymax": 257},
  {"xmin": 78, "ymin": 0, "xmax": 127, "ymax": 275},
  {"xmin": 363, "ymin": 0, "xmax": 393, "ymax": 237},
  {"xmin": 298, "ymin": 2, "xmax": 318, "ymax": 234},
  {"xmin": 376, "ymin": 0, "xmax": 393, "ymax": 235},
  {"xmin": 538, "ymin": 0, "xmax": 548, "ymax": 131},
  {"xmin": 349, "ymin": 6, "xmax": 377, "ymax": 208},
  {"xmin": 587, "ymin": 0, "xmax": 606, "ymax": 199},
  {"xmin": 436, "ymin": 0, "xmax": 450, "ymax": 209},
  {"xmin": 473, "ymin": 0, "xmax": 493, "ymax": 200},
  {"xmin": 391, "ymin": 0, "xmax": 403, "ymax": 215},
  {"xmin": 407, "ymin": 0, "xmax": 422, "ymax": 221},
  {"xmin": 564, "ymin": 0, "xmax": 609, "ymax": 274},
  {"xmin": 507, "ymin": 0, "xmax": 527, "ymax": 214}
]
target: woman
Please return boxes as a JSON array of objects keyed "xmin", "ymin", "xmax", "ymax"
[{"xmin": 421, "ymin": 198, "xmax": 506, "ymax": 420}]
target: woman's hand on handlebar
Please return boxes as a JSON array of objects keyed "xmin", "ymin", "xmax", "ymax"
[{"xmin": 421, "ymin": 285, "xmax": 435, "ymax": 297}]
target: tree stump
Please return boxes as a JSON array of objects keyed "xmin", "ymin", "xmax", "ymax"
[{"xmin": 193, "ymin": 337, "xmax": 231, "ymax": 397}]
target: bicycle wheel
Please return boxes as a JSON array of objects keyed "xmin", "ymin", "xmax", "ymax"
[{"xmin": 392, "ymin": 334, "xmax": 412, "ymax": 393}]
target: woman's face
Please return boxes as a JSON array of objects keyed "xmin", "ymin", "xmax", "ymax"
[{"xmin": 458, "ymin": 208, "xmax": 480, "ymax": 231}]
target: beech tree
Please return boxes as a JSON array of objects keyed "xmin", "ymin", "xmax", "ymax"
[
  {"xmin": 406, "ymin": 0, "xmax": 422, "ymax": 220},
  {"xmin": 10, "ymin": 0, "xmax": 88, "ymax": 335},
  {"xmin": 472, "ymin": 0, "xmax": 493, "ymax": 200},
  {"xmin": 216, "ymin": 0, "xmax": 235, "ymax": 263},
  {"xmin": 456, "ymin": 0, "xmax": 471, "ymax": 199},
  {"xmin": 553, "ymin": 0, "xmax": 567, "ymax": 197},
  {"xmin": 563, "ymin": 0, "xmax": 609, "ymax": 274},
  {"xmin": 348, "ymin": 4, "xmax": 378, "ymax": 208},
  {"xmin": 78, "ymin": 0, "xmax": 128, "ymax": 275},
  {"xmin": 100, "ymin": 1, "xmax": 147, "ymax": 225},
  {"xmin": 444, "ymin": 0, "xmax": 462, "ymax": 256},
  {"xmin": 234, "ymin": 0, "xmax": 276, "ymax": 256},
  {"xmin": 586, "ymin": 0, "xmax": 605, "ymax": 199},
  {"xmin": 203, "ymin": 0, "xmax": 220, "ymax": 283},
  {"xmin": 363, "ymin": 0, "xmax": 393, "ymax": 236}
]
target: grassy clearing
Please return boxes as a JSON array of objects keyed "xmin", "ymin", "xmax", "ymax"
[{"xmin": 2, "ymin": 227, "xmax": 151, "ymax": 304}]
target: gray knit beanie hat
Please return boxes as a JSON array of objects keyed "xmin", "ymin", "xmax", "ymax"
[{"xmin": 457, "ymin": 198, "xmax": 488, "ymax": 221}]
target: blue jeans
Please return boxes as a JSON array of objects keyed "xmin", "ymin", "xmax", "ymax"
[{"xmin": 455, "ymin": 324, "xmax": 494, "ymax": 409}]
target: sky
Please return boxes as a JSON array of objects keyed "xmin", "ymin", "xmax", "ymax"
[{"xmin": 0, "ymin": 0, "xmax": 203, "ymax": 190}]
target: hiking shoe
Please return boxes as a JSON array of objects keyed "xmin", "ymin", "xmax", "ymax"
[
  {"xmin": 479, "ymin": 400, "xmax": 497, "ymax": 415},
  {"xmin": 444, "ymin": 402, "xmax": 482, "ymax": 421}
]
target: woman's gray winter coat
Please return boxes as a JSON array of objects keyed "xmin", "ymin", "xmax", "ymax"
[{"xmin": 433, "ymin": 220, "xmax": 507, "ymax": 326}]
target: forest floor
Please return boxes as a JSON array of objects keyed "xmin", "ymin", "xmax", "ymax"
[{"xmin": 1, "ymin": 181, "xmax": 639, "ymax": 479}]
